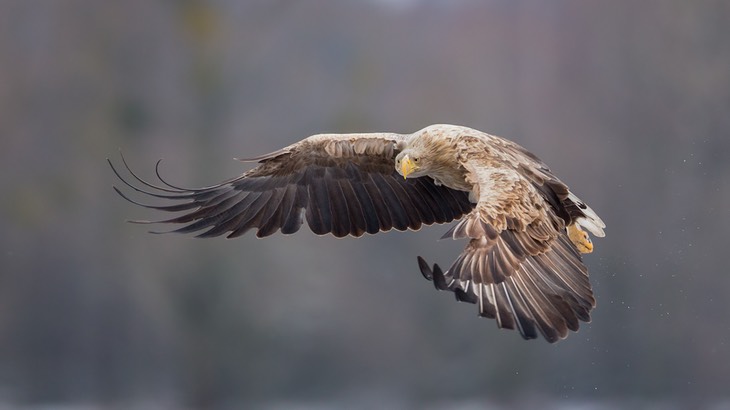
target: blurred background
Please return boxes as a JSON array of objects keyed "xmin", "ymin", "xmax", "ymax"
[{"xmin": 1, "ymin": 0, "xmax": 729, "ymax": 408}]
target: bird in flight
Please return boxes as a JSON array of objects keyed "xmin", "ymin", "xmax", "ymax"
[{"xmin": 110, "ymin": 124, "xmax": 605, "ymax": 342}]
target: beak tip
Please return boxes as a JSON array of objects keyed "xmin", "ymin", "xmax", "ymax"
[{"xmin": 400, "ymin": 155, "xmax": 417, "ymax": 179}]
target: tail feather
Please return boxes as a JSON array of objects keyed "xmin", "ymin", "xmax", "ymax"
[{"xmin": 567, "ymin": 192, "xmax": 605, "ymax": 237}]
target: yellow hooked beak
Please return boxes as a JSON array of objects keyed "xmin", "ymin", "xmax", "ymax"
[{"xmin": 401, "ymin": 155, "xmax": 417, "ymax": 179}]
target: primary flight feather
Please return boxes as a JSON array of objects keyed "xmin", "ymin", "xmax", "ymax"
[{"xmin": 110, "ymin": 124, "xmax": 605, "ymax": 342}]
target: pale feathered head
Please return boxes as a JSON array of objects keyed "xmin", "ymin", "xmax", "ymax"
[{"xmin": 395, "ymin": 127, "xmax": 453, "ymax": 179}]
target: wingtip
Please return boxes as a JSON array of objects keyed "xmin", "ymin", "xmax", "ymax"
[
  {"xmin": 439, "ymin": 225, "xmax": 457, "ymax": 240},
  {"xmin": 416, "ymin": 256, "xmax": 432, "ymax": 281},
  {"xmin": 126, "ymin": 219, "xmax": 154, "ymax": 225}
]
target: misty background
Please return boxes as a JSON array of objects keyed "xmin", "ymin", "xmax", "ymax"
[{"xmin": 1, "ymin": 1, "xmax": 729, "ymax": 408}]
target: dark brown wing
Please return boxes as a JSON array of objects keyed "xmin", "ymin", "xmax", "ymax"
[
  {"xmin": 418, "ymin": 142, "xmax": 597, "ymax": 343},
  {"xmin": 110, "ymin": 133, "xmax": 474, "ymax": 239},
  {"xmin": 420, "ymin": 217, "xmax": 594, "ymax": 343}
]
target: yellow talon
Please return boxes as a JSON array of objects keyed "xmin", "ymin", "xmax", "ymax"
[{"xmin": 568, "ymin": 224, "xmax": 593, "ymax": 254}]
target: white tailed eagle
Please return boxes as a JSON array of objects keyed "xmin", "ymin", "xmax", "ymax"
[{"xmin": 110, "ymin": 124, "xmax": 605, "ymax": 342}]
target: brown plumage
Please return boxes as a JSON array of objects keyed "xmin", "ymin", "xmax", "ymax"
[{"xmin": 110, "ymin": 124, "xmax": 605, "ymax": 342}]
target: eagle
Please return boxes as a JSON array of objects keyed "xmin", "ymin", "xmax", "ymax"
[{"xmin": 110, "ymin": 124, "xmax": 605, "ymax": 343}]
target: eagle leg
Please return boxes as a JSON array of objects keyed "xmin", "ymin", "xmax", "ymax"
[{"xmin": 567, "ymin": 224, "xmax": 593, "ymax": 253}]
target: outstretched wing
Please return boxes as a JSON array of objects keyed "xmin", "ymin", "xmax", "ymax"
[
  {"xmin": 110, "ymin": 133, "xmax": 474, "ymax": 239},
  {"xmin": 420, "ymin": 135, "xmax": 603, "ymax": 343}
]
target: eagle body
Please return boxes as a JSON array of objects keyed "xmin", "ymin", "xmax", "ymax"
[{"xmin": 111, "ymin": 124, "xmax": 605, "ymax": 342}]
